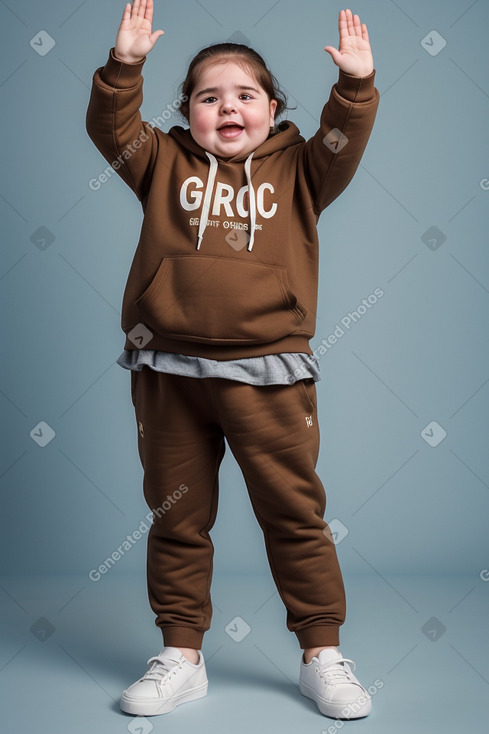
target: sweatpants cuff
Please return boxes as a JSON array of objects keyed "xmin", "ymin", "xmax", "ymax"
[
  {"xmin": 161, "ymin": 626, "xmax": 206, "ymax": 649},
  {"xmin": 295, "ymin": 625, "xmax": 341, "ymax": 648}
]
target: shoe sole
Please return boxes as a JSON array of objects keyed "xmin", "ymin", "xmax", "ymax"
[
  {"xmin": 120, "ymin": 679, "xmax": 208, "ymax": 716},
  {"xmin": 299, "ymin": 680, "xmax": 371, "ymax": 719}
]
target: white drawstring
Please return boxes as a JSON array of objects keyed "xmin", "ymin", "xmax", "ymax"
[
  {"xmin": 196, "ymin": 151, "xmax": 257, "ymax": 252},
  {"xmin": 244, "ymin": 152, "xmax": 256, "ymax": 251},
  {"xmin": 196, "ymin": 151, "xmax": 218, "ymax": 250}
]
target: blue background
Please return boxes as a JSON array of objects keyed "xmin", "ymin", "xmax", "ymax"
[{"xmin": 1, "ymin": 1, "xmax": 488, "ymax": 732}]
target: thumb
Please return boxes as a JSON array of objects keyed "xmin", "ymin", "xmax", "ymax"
[
  {"xmin": 149, "ymin": 29, "xmax": 165, "ymax": 46},
  {"xmin": 324, "ymin": 46, "xmax": 342, "ymax": 66}
]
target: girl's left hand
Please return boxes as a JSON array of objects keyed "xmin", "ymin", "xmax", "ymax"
[{"xmin": 324, "ymin": 8, "xmax": 374, "ymax": 77}]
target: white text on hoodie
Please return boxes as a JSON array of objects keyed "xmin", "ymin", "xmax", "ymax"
[{"xmin": 180, "ymin": 177, "xmax": 278, "ymax": 219}]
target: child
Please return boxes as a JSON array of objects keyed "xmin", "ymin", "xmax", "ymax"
[{"xmin": 86, "ymin": 0, "xmax": 379, "ymax": 720}]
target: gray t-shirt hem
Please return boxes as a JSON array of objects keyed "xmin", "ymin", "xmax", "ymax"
[{"xmin": 116, "ymin": 349, "xmax": 320, "ymax": 385}]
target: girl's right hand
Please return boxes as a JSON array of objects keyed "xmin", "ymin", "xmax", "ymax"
[{"xmin": 114, "ymin": 0, "xmax": 164, "ymax": 63}]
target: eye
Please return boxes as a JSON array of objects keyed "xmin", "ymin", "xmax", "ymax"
[
  {"xmin": 202, "ymin": 96, "xmax": 217, "ymax": 104},
  {"xmin": 240, "ymin": 93, "xmax": 253, "ymax": 100}
]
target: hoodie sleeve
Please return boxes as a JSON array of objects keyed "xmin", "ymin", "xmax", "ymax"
[
  {"xmin": 85, "ymin": 47, "xmax": 159, "ymax": 202},
  {"xmin": 301, "ymin": 68, "xmax": 379, "ymax": 215}
]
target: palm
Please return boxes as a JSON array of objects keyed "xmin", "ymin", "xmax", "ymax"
[
  {"xmin": 324, "ymin": 8, "xmax": 374, "ymax": 77},
  {"xmin": 115, "ymin": 0, "xmax": 164, "ymax": 61}
]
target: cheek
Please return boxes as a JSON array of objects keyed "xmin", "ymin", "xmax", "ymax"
[
  {"xmin": 245, "ymin": 108, "xmax": 271, "ymax": 130},
  {"xmin": 190, "ymin": 107, "xmax": 212, "ymax": 136}
]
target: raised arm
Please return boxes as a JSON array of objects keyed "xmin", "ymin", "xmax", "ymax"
[
  {"xmin": 85, "ymin": 0, "xmax": 165, "ymax": 202},
  {"xmin": 301, "ymin": 8, "xmax": 379, "ymax": 215}
]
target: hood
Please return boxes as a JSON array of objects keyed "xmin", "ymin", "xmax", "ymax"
[{"xmin": 168, "ymin": 120, "xmax": 304, "ymax": 252}]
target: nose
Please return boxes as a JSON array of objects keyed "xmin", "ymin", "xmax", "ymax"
[{"xmin": 220, "ymin": 97, "xmax": 237, "ymax": 113}]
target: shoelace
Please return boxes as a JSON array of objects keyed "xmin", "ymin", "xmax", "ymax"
[
  {"xmin": 141, "ymin": 655, "xmax": 182, "ymax": 683},
  {"xmin": 316, "ymin": 657, "xmax": 358, "ymax": 685}
]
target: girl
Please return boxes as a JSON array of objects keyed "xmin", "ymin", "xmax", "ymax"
[{"xmin": 86, "ymin": 0, "xmax": 379, "ymax": 720}]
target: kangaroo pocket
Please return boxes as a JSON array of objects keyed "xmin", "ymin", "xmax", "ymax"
[{"xmin": 134, "ymin": 255, "xmax": 309, "ymax": 345}]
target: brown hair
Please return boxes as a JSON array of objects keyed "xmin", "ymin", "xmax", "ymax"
[{"xmin": 177, "ymin": 42, "xmax": 292, "ymax": 133}]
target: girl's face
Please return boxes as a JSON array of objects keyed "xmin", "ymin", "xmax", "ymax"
[{"xmin": 189, "ymin": 60, "xmax": 277, "ymax": 160}]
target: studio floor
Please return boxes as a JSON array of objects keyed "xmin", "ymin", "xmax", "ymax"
[{"xmin": 1, "ymin": 572, "xmax": 488, "ymax": 733}]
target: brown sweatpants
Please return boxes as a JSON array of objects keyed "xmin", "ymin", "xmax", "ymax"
[{"xmin": 130, "ymin": 366, "xmax": 346, "ymax": 649}]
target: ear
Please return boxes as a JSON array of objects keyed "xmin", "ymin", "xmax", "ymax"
[{"xmin": 269, "ymin": 98, "xmax": 278, "ymax": 127}]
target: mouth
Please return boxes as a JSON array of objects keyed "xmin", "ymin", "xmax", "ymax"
[{"xmin": 218, "ymin": 122, "xmax": 244, "ymax": 139}]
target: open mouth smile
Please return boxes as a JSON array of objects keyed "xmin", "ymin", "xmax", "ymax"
[{"xmin": 218, "ymin": 122, "xmax": 244, "ymax": 138}]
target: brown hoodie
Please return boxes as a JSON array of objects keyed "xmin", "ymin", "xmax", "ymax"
[{"xmin": 86, "ymin": 48, "xmax": 379, "ymax": 360}]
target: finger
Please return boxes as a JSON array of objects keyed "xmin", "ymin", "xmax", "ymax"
[
  {"xmin": 149, "ymin": 29, "xmax": 165, "ymax": 44},
  {"xmin": 362, "ymin": 22, "xmax": 369, "ymax": 43},
  {"xmin": 324, "ymin": 45, "xmax": 341, "ymax": 65},
  {"xmin": 338, "ymin": 9, "xmax": 348, "ymax": 41},
  {"xmin": 146, "ymin": 0, "xmax": 154, "ymax": 23},
  {"xmin": 122, "ymin": 2, "xmax": 131, "ymax": 21},
  {"xmin": 134, "ymin": 0, "xmax": 143, "ymax": 20},
  {"xmin": 352, "ymin": 13, "xmax": 362, "ymax": 37}
]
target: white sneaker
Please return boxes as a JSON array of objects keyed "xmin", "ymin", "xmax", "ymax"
[
  {"xmin": 120, "ymin": 646, "xmax": 208, "ymax": 716},
  {"xmin": 299, "ymin": 648, "xmax": 371, "ymax": 719}
]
